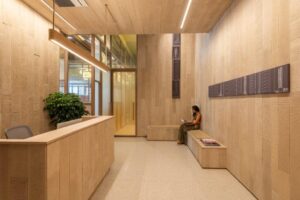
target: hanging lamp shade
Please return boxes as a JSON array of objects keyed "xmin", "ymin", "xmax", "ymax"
[{"xmin": 49, "ymin": 29, "xmax": 109, "ymax": 72}]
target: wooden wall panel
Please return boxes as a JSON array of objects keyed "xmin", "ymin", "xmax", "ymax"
[
  {"xmin": 0, "ymin": 0, "xmax": 59, "ymax": 138},
  {"xmin": 137, "ymin": 34, "xmax": 195, "ymax": 136},
  {"xmin": 194, "ymin": 0, "xmax": 300, "ymax": 199},
  {"xmin": 290, "ymin": 94, "xmax": 300, "ymax": 200},
  {"xmin": 290, "ymin": 1, "xmax": 300, "ymax": 199}
]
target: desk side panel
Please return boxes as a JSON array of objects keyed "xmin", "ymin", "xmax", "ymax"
[
  {"xmin": 0, "ymin": 144, "xmax": 47, "ymax": 200},
  {"xmin": 46, "ymin": 117, "xmax": 115, "ymax": 200}
]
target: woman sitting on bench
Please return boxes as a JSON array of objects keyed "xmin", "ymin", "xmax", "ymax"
[{"xmin": 177, "ymin": 105, "xmax": 201, "ymax": 144}]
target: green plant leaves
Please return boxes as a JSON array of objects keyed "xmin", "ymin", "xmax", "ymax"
[{"xmin": 44, "ymin": 92, "xmax": 88, "ymax": 125}]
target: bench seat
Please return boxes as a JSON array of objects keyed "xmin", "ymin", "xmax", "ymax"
[{"xmin": 187, "ymin": 130, "xmax": 226, "ymax": 169}]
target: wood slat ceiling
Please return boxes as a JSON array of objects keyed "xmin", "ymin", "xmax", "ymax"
[{"xmin": 21, "ymin": 0, "xmax": 232, "ymax": 35}]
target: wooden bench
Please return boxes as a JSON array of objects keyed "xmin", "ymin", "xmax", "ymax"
[
  {"xmin": 187, "ymin": 130, "xmax": 226, "ymax": 169},
  {"xmin": 147, "ymin": 125, "xmax": 180, "ymax": 141}
]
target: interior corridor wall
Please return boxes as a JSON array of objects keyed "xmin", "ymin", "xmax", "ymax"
[
  {"xmin": 137, "ymin": 34, "xmax": 195, "ymax": 136},
  {"xmin": 194, "ymin": 0, "xmax": 300, "ymax": 199},
  {"xmin": 0, "ymin": 0, "xmax": 59, "ymax": 138}
]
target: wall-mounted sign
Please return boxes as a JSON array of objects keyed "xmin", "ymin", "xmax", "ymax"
[
  {"xmin": 172, "ymin": 34, "xmax": 181, "ymax": 99},
  {"xmin": 208, "ymin": 64, "xmax": 290, "ymax": 98}
]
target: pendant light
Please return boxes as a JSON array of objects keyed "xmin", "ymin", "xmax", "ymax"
[{"xmin": 48, "ymin": 0, "xmax": 109, "ymax": 72}]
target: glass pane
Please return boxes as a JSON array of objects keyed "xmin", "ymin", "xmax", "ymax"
[
  {"xmin": 68, "ymin": 63, "xmax": 91, "ymax": 103},
  {"xmin": 111, "ymin": 35, "xmax": 136, "ymax": 69},
  {"xmin": 95, "ymin": 38, "xmax": 100, "ymax": 61},
  {"xmin": 102, "ymin": 71, "xmax": 111, "ymax": 115},
  {"xmin": 95, "ymin": 82, "xmax": 100, "ymax": 116},
  {"xmin": 99, "ymin": 35, "xmax": 105, "ymax": 43},
  {"xmin": 106, "ymin": 35, "xmax": 111, "ymax": 50},
  {"xmin": 107, "ymin": 51, "xmax": 112, "ymax": 67},
  {"xmin": 68, "ymin": 35, "xmax": 92, "ymax": 51},
  {"xmin": 59, "ymin": 49, "xmax": 65, "ymax": 93},
  {"xmin": 101, "ymin": 51, "xmax": 107, "ymax": 65},
  {"xmin": 113, "ymin": 72, "xmax": 136, "ymax": 136},
  {"xmin": 95, "ymin": 68, "xmax": 101, "ymax": 81}
]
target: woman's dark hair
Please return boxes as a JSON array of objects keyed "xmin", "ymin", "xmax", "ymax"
[{"xmin": 192, "ymin": 105, "xmax": 200, "ymax": 112}]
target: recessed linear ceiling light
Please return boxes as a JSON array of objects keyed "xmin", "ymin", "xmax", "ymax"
[
  {"xmin": 49, "ymin": 29, "xmax": 109, "ymax": 72},
  {"xmin": 41, "ymin": 0, "xmax": 77, "ymax": 31},
  {"xmin": 180, "ymin": 0, "xmax": 192, "ymax": 29}
]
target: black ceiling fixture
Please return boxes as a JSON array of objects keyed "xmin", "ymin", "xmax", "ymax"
[{"xmin": 54, "ymin": 0, "xmax": 87, "ymax": 7}]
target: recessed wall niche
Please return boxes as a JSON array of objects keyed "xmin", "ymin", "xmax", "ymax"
[{"xmin": 208, "ymin": 64, "xmax": 290, "ymax": 98}]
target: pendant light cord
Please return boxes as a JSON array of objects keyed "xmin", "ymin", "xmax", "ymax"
[
  {"xmin": 52, "ymin": 0, "xmax": 55, "ymax": 30},
  {"xmin": 105, "ymin": 3, "xmax": 108, "ymax": 66},
  {"xmin": 105, "ymin": 4, "xmax": 108, "ymax": 31}
]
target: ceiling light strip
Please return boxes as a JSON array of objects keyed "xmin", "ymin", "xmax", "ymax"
[
  {"xmin": 41, "ymin": 0, "xmax": 77, "ymax": 31},
  {"xmin": 49, "ymin": 29, "xmax": 109, "ymax": 72},
  {"xmin": 180, "ymin": 0, "xmax": 192, "ymax": 29}
]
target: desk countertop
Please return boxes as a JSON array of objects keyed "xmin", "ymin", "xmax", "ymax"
[{"xmin": 0, "ymin": 116, "xmax": 114, "ymax": 145}]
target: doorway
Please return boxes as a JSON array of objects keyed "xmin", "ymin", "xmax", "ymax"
[{"xmin": 112, "ymin": 70, "xmax": 136, "ymax": 136}]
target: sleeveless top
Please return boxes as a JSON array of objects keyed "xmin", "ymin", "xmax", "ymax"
[{"xmin": 193, "ymin": 113, "xmax": 201, "ymax": 129}]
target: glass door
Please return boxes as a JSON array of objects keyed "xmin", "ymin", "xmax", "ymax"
[{"xmin": 112, "ymin": 71, "xmax": 136, "ymax": 136}]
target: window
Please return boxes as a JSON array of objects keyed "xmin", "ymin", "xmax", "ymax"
[
  {"xmin": 68, "ymin": 60, "xmax": 91, "ymax": 104},
  {"xmin": 95, "ymin": 38, "xmax": 101, "ymax": 61},
  {"xmin": 59, "ymin": 49, "xmax": 65, "ymax": 93}
]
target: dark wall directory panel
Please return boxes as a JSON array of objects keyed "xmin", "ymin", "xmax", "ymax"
[
  {"xmin": 208, "ymin": 64, "xmax": 290, "ymax": 98},
  {"xmin": 209, "ymin": 84, "xmax": 223, "ymax": 97},
  {"xmin": 236, "ymin": 77, "xmax": 247, "ymax": 96},
  {"xmin": 223, "ymin": 79, "xmax": 237, "ymax": 96},
  {"xmin": 172, "ymin": 34, "xmax": 181, "ymax": 98}
]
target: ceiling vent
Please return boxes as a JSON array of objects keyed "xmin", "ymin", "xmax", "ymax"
[{"xmin": 55, "ymin": 0, "xmax": 88, "ymax": 7}]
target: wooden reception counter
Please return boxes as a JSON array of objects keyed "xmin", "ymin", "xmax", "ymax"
[{"xmin": 0, "ymin": 116, "xmax": 115, "ymax": 200}]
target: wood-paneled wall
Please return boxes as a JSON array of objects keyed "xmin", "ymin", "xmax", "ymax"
[
  {"xmin": 194, "ymin": 0, "xmax": 300, "ymax": 199},
  {"xmin": 137, "ymin": 34, "xmax": 195, "ymax": 136},
  {"xmin": 0, "ymin": 0, "xmax": 59, "ymax": 138}
]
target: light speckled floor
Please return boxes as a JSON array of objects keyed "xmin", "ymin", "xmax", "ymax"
[{"xmin": 91, "ymin": 137, "xmax": 256, "ymax": 200}]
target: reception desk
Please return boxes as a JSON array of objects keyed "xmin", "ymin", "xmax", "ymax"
[{"xmin": 0, "ymin": 116, "xmax": 115, "ymax": 200}]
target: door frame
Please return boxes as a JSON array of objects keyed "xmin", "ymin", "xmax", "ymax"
[{"xmin": 111, "ymin": 68, "xmax": 137, "ymax": 137}]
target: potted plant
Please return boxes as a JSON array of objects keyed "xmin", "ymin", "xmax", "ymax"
[{"xmin": 44, "ymin": 92, "xmax": 88, "ymax": 126}]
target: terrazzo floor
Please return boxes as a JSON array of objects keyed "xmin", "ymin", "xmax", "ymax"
[{"xmin": 91, "ymin": 137, "xmax": 256, "ymax": 200}]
